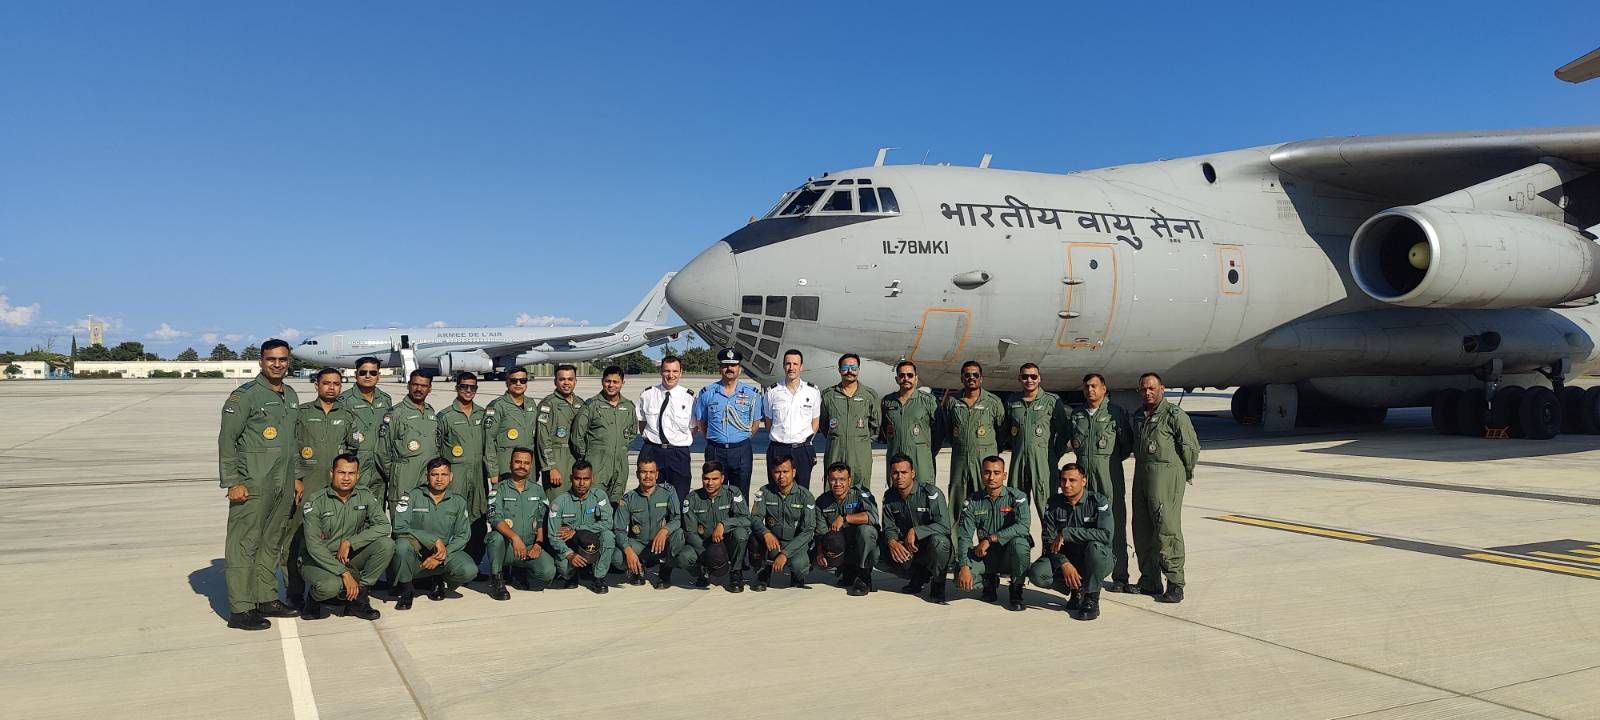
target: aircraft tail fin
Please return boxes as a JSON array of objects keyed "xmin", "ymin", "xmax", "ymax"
[
  {"xmin": 1556, "ymin": 46, "xmax": 1600, "ymax": 83},
  {"xmin": 621, "ymin": 273, "xmax": 674, "ymax": 327}
]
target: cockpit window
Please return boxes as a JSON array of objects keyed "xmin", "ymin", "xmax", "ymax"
[
  {"xmin": 778, "ymin": 189, "xmax": 825, "ymax": 216},
  {"xmin": 761, "ymin": 191, "xmax": 797, "ymax": 219},
  {"xmin": 858, "ymin": 188, "xmax": 880, "ymax": 213},
  {"xmin": 878, "ymin": 187, "xmax": 900, "ymax": 214},
  {"xmin": 819, "ymin": 189, "xmax": 854, "ymax": 213},
  {"xmin": 299, "ymin": 339, "xmax": 318, "ymax": 346}
]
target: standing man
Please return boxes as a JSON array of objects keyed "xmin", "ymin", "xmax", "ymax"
[
  {"xmin": 218, "ymin": 338, "xmax": 302, "ymax": 630},
  {"xmin": 955, "ymin": 456, "xmax": 1031, "ymax": 612},
  {"xmin": 1003, "ymin": 363, "xmax": 1071, "ymax": 513},
  {"xmin": 637, "ymin": 356, "xmax": 696, "ymax": 501},
  {"xmin": 814, "ymin": 462, "xmax": 880, "ymax": 597},
  {"xmin": 535, "ymin": 364, "xmax": 583, "ymax": 500},
  {"xmin": 435, "ymin": 372, "xmax": 490, "ymax": 569},
  {"xmin": 613, "ymin": 457, "xmax": 683, "ymax": 588},
  {"xmin": 571, "ymin": 365, "xmax": 637, "ymax": 508},
  {"xmin": 485, "ymin": 367, "xmax": 540, "ymax": 494},
  {"xmin": 1069, "ymin": 373, "xmax": 1135, "ymax": 593},
  {"xmin": 547, "ymin": 460, "xmax": 615, "ymax": 594},
  {"xmin": 675, "ymin": 460, "xmax": 751, "ymax": 592},
  {"xmin": 819, "ymin": 353, "xmax": 880, "ymax": 489},
  {"xmin": 339, "ymin": 356, "xmax": 392, "ymax": 500},
  {"xmin": 693, "ymin": 349, "xmax": 763, "ymax": 496},
  {"xmin": 764, "ymin": 349, "xmax": 822, "ymax": 489},
  {"xmin": 881, "ymin": 360, "xmax": 940, "ymax": 492},
  {"xmin": 748, "ymin": 456, "xmax": 818, "ymax": 591},
  {"xmin": 283, "ymin": 368, "xmax": 356, "ymax": 609},
  {"xmin": 878, "ymin": 453, "xmax": 952, "ymax": 604},
  {"xmin": 391, "ymin": 459, "xmax": 475, "ymax": 610},
  {"xmin": 486, "ymin": 447, "xmax": 556, "ymax": 600},
  {"xmin": 938, "ymin": 360, "xmax": 1005, "ymax": 552},
  {"xmin": 377, "ymin": 370, "xmax": 440, "ymax": 505},
  {"xmin": 1027, "ymin": 464, "xmax": 1113, "ymax": 621},
  {"xmin": 1131, "ymin": 372, "xmax": 1199, "ymax": 603},
  {"xmin": 298, "ymin": 453, "xmax": 392, "ymax": 621}
]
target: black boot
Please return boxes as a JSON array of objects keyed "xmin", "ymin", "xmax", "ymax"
[
  {"xmin": 928, "ymin": 577, "xmax": 948, "ymax": 605},
  {"xmin": 300, "ymin": 597, "xmax": 327, "ymax": 621},
  {"xmin": 836, "ymin": 567, "xmax": 854, "ymax": 588},
  {"xmin": 727, "ymin": 570, "xmax": 745, "ymax": 593},
  {"xmin": 694, "ymin": 572, "xmax": 710, "ymax": 588},
  {"xmin": 980, "ymin": 575, "xmax": 999, "ymax": 603},
  {"xmin": 1103, "ymin": 578, "xmax": 1130, "ymax": 594},
  {"xmin": 1007, "ymin": 579, "xmax": 1026, "ymax": 612},
  {"xmin": 256, "ymin": 600, "xmax": 298, "ymax": 618},
  {"xmin": 395, "ymin": 582, "xmax": 416, "ymax": 611},
  {"xmin": 347, "ymin": 592, "xmax": 381, "ymax": 621},
  {"xmin": 901, "ymin": 566, "xmax": 928, "ymax": 595},
  {"xmin": 1073, "ymin": 591, "xmax": 1101, "ymax": 621},
  {"xmin": 591, "ymin": 574, "xmax": 609, "ymax": 595},
  {"xmin": 751, "ymin": 568, "xmax": 770, "ymax": 592},
  {"xmin": 489, "ymin": 574, "xmax": 510, "ymax": 601},
  {"xmin": 790, "ymin": 571, "xmax": 810, "ymax": 589},
  {"xmin": 628, "ymin": 572, "xmax": 646, "ymax": 586},
  {"xmin": 847, "ymin": 572, "xmax": 870, "ymax": 597},
  {"xmin": 651, "ymin": 565, "xmax": 673, "ymax": 589},
  {"xmin": 227, "ymin": 610, "xmax": 270, "ymax": 631},
  {"xmin": 1155, "ymin": 584, "xmax": 1184, "ymax": 604},
  {"xmin": 426, "ymin": 577, "xmax": 447, "ymax": 601}
]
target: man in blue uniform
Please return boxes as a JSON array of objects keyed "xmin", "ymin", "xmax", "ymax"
[{"xmin": 693, "ymin": 349, "xmax": 764, "ymax": 495}]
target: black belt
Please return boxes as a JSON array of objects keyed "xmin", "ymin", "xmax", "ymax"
[
  {"xmin": 643, "ymin": 439, "xmax": 691, "ymax": 449},
  {"xmin": 771, "ymin": 439, "xmax": 814, "ymax": 449},
  {"xmin": 707, "ymin": 438, "xmax": 751, "ymax": 449}
]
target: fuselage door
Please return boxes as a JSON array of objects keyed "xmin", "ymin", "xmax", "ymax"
[
  {"xmin": 909, "ymin": 308, "xmax": 971, "ymax": 365},
  {"xmin": 332, "ymin": 334, "xmax": 344, "ymax": 357},
  {"xmin": 1056, "ymin": 242, "xmax": 1117, "ymax": 349}
]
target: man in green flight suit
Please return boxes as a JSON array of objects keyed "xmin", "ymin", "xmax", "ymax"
[
  {"xmin": 535, "ymin": 364, "xmax": 583, "ymax": 500},
  {"xmin": 881, "ymin": 360, "xmax": 940, "ymax": 493},
  {"xmin": 819, "ymin": 352, "xmax": 881, "ymax": 488},
  {"xmin": 1003, "ymin": 362, "xmax": 1072, "ymax": 514},
  {"xmin": 282, "ymin": 367, "xmax": 356, "ymax": 609},
  {"xmin": 814, "ymin": 462, "xmax": 880, "ymax": 597},
  {"xmin": 1069, "ymin": 372, "xmax": 1135, "ymax": 593},
  {"xmin": 612, "ymin": 457, "xmax": 683, "ymax": 588},
  {"xmin": 877, "ymin": 453, "xmax": 952, "ymax": 604},
  {"xmin": 485, "ymin": 366, "xmax": 539, "ymax": 487},
  {"xmin": 955, "ymin": 456, "xmax": 1031, "ymax": 612},
  {"xmin": 391, "ymin": 458, "xmax": 475, "ymax": 610},
  {"xmin": 218, "ymin": 339, "xmax": 302, "ymax": 630},
  {"xmin": 298, "ymin": 453, "xmax": 392, "ymax": 621},
  {"xmin": 675, "ymin": 461, "xmax": 751, "ymax": 593},
  {"xmin": 547, "ymin": 460, "xmax": 615, "ymax": 594},
  {"xmin": 378, "ymin": 370, "xmax": 440, "ymax": 505},
  {"xmin": 486, "ymin": 447, "xmax": 556, "ymax": 599},
  {"xmin": 1131, "ymin": 372, "xmax": 1199, "ymax": 603},
  {"xmin": 748, "ymin": 455, "xmax": 818, "ymax": 591},
  {"xmin": 571, "ymin": 365, "xmax": 637, "ymax": 508},
  {"xmin": 938, "ymin": 360, "xmax": 1005, "ymax": 554},
  {"xmin": 435, "ymin": 371, "xmax": 490, "ymax": 567},
  {"xmin": 1027, "ymin": 463, "xmax": 1113, "ymax": 621},
  {"xmin": 338, "ymin": 356, "xmax": 392, "ymax": 500}
]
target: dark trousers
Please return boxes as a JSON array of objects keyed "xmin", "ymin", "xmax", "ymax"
[
  {"xmin": 466, "ymin": 514, "xmax": 488, "ymax": 571},
  {"xmin": 640, "ymin": 442, "xmax": 692, "ymax": 500},
  {"xmin": 766, "ymin": 441, "xmax": 817, "ymax": 489},
  {"xmin": 705, "ymin": 439, "xmax": 753, "ymax": 495}
]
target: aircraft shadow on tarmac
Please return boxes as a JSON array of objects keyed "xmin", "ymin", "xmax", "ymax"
[{"xmin": 188, "ymin": 559, "xmax": 229, "ymax": 620}]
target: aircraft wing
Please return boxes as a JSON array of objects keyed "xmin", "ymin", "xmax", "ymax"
[
  {"xmin": 412, "ymin": 329, "xmax": 616, "ymax": 356},
  {"xmin": 1268, "ymin": 126, "xmax": 1600, "ymax": 203},
  {"xmin": 642, "ymin": 324, "xmax": 689, "ymax": 342}
]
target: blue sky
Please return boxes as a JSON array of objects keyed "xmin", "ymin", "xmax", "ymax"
[{"xmin": 2, "ymin": 2, "xmax": 1597, "ymax": 354}]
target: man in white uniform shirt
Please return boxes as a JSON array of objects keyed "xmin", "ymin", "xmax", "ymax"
[
  {"xmin": 764, "ymin": 349, "xmax": 822, "ymax": 489},
  {"xmin": 637, "ymin": 355, "xmax": 697, "ymax": 500}
]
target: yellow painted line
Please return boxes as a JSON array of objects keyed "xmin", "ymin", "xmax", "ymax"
[
  {"xmin": 1568, "ymin": 548, "xmax": 1600, "ymax": 557},
  {"xmin": 1587, "ymin": 543, "xmax": 1600, "ymax": 550},
  {"xmin": 1212, "ymin": 514, "xmax": 1377, "ymax": 542},
  {"xmin": 1463, "ymin": 553, "xmax": 1600, "ymax": 578},
  {"xmin": 1530, "ymin": 551, "xmax": 1600, "ymax": 565}
]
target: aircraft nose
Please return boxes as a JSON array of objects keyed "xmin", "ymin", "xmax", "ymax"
[
  {"xmin": 667, "ymin": 242, "xmax": 737, "ymax": 321},
  {"xmin": 290, "ymin": 344, "xmax": 313, "ymax": 362}
]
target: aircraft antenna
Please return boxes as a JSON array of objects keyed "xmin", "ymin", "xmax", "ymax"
[{"xmin": 980, "ymin": 153, "xmax": 993, "ymax": 169}]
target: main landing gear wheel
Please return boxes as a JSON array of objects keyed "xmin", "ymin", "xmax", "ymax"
[
  {"xmin": 1581, "ymin": 387, "xmax": 1600, "ymax": 435},
  {"xmin": 1456, "ymin": 388, "xmax": 1487, "ymax": 437},
  {"xmin": 1560, "ymin": 386, "xmax": 1587, "ymax": 434},
  {"xmin": 1489, "ymin": 385, "xmax": 1527, "ymax": 438},
  {"xmin": 1431, "ymin": 389, "xmax": 1463, "ymax": 435},
  {"xmin": 1518, "ymin": 386, "xmax": 1563, "ymax": 441}
]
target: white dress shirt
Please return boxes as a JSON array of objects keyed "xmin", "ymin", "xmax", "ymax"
[
  {"xmin": 637, "ymin": 383, "xmax": 696, "ymax": 446},
  {"xmin": 764, "ymin": 380, "xmax": 821, "ymax": 444}
]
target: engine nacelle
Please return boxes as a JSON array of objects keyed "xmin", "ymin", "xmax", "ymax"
[
  {"xmin": 438, "ymin": 350, "xmax": 493, "ymax": 376},
  {"xmin": 1349, "ymin": 205, "xmax": 1600, "ymax": 309}
]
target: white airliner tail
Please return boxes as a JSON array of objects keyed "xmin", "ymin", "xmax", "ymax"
[{"xmin": 624, "ymin": 273, "xmax": 674, "ymax": 326}]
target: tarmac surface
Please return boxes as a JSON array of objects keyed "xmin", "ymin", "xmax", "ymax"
[{"xmin": 2, "ymin": 376, "xmax": 1599, "ymax": 719}]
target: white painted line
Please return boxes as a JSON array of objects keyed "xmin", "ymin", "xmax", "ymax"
[{"xmin": 278, "ymin": 618, "xmax": 321, "ymax": 720}]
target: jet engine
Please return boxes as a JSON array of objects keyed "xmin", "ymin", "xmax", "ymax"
[
  {"xmin": 438, "ymin": 350, "xmax": 494, "ymax": 376},
  {"xmin": 1350, "ymin": 205, "xmax": 1600, "ymax": 309}
]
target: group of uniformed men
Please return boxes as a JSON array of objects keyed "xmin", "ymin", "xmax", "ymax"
[{"xmin": 219, "ymin": 340, "xmax": 1199, "ymax": 631}]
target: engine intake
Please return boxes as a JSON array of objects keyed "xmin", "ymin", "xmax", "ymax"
[
  {"xmin": 438, "ymin": 350, "xmax": 494, "ymax": 376},
  {"xmin": 1350, "ymin": 205, "xmax": 1600, "ymax": 309}
]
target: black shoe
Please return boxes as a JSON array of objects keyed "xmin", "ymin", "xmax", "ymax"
[
  {"xmin": 300, "ymin": 598, "xmax": 327, "ymax": 621},
  {"xmin": 1135, "ymin": 578, "xmax": 1164, "ymax": 596},
  {"xmin": 727, "ymin": 570, "xmax": 745, "ymax": 593},
  {"xmin": 395, "ymin": 583, "xmax": 415, "ymax": 611},
  {"xmin": 694, "ymin": 573, "xmax": 710, "ymax": 588},
  {"xmin": 227, "ymin": 610, "xmax": 271, "ymax": 631},
  {"xmin": 929, "ymin": 579, "xmax": 949, "ymax": 605},
  {"xmin": 1007, "ymin": 580, "xmax": 1026, "ymax": 611},
  {"xmin": 283, "ymin": 586, "xmax": 305, "ymax": 612},
  {"xmin": 790, "ymin": 571, "xmax": 810, "ymax": 589},
  {"xmin": 489, "ymin": 575, "xmax": 511, "ymax": 601},
  {"xmin": 836, "ymin": 568, "xmax": 854, "ymax": 588},
  {"xmin": 1155, "ymin": 584, "xmax": 1184, "ymax": 604},
  {"xmin": 651, "ymin": 567, "xmax": 673, "ymax": 589},
  {"xmin": 1073, "ymin": 591, "xmax": 1101, "ymax": 620},
  {"xmin": 347, "ymin": 593, "xmax": 381, "ymax": 621},
  {"xmin": 438, "ymin": 583, "xmax": 463, "ymax": 599},
  {"xmin": 591, "ymin": 576, "xmax": 609, "ymax": 595},
  {"xmin": 510, "ymin": 575, "xmax": 532, "ymax": 591},
  {"xmin": 901, "ymin": 567, "xmax": 928, "ymax": 595},
  {"xmin": 627, "ymin": 573, "xmax": 646, "ymax": 586},
  {"xmin": 980, "ymin": 575, "xmax": 999, "ymax": 603},
  {"xmin": 1103, "ymin": 579, "xmax": 1130, "ymax": 594},
  {"xmin": 751, "ymin": 568, "xmax": 771, "ymax": 592},
  {"xmin": 848, "ymin": 578, "xmax": 870, "ymax": 597},
  {"xmin": 256, "ymin": 600, "xmax": 298, "ymax": 618},
  {"xmin": 426, "ymin": 580, "xmax": 447, "ymax": 602}
]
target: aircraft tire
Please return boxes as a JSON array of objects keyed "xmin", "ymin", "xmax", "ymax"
[
  {"xmin": 1354, "ymin": 406, "xmax": 1388, "ymax": 425},
  {"xmin": 1581, "ymin": 387, "xmax": 1600, "ymax": 435},
  {"xmin": 1559, "ymin": 386, "xmax": 1587, "ymax": 434},
  {"xmin": 1230, "ymin": 386, "xmax": 1262, "ymax": 426},
  {"xmin": 1518, "ymin": 386, "xmax": 1562, "ymax": 440},
  {"xmin": 1456, "ymin": 388, "xmax": 1487, "ymax": 438},
  {"xmin": 1490, "ymin": 386, "xmax": 1526, "ymax": 438},
  {"xmin": 1431, "ymin": 390, "xmax": 1462, "ymax": 435}
]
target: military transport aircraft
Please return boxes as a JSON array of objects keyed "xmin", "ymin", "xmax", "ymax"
[
  {"xmin": 665, "ymin": 54, "xmax": 1600, "ymax": 441},
  {"xmin": 293, "ymin": 273, "xmax": 686, "ymax": 379}
]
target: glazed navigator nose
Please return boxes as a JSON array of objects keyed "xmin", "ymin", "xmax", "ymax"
[{"xmin": 666, "ymin": 242, "xmax": 737, "ymax": 322}]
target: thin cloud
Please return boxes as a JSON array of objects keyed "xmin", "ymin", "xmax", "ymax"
[
  {"xmin": 0, "ymin": 292, "xmax": 40, "ymax": 328},
  {"xmin": 146, "ymin": 323, "xmax": 187, "ymax": 341},
  {"xmin": 277, "ymin": 327, "xmax": 301, "ymax": 340},
  {"xmin": 427, "ymin": 320, "xmax": 449, "ymax": 328}
]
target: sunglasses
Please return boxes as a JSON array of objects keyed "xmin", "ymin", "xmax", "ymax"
[
  {"xmin": 839, "ymin": 364, "xmax": 860, "ymax": 372},
  {"xmin": 962, "ymin": 372, "xmax": 982, "ymax": 379},
  {"xmin": 356, "ymin": 370, "xmax": 380, "ymax": 377},
  {"xmin": 457, "ymin": 385, "xmax": 478, "ymax": 391},
  {"xmin": 1020, "ymin": 374, "xmax": 1040, "ymax": 380},
  {"xmin": 895, "ymin": 372, "xmax": 916, "ymax": 378},
  {"xmin": 507, "ymin": 378, "xmax": 529, "ymax": 384}
]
